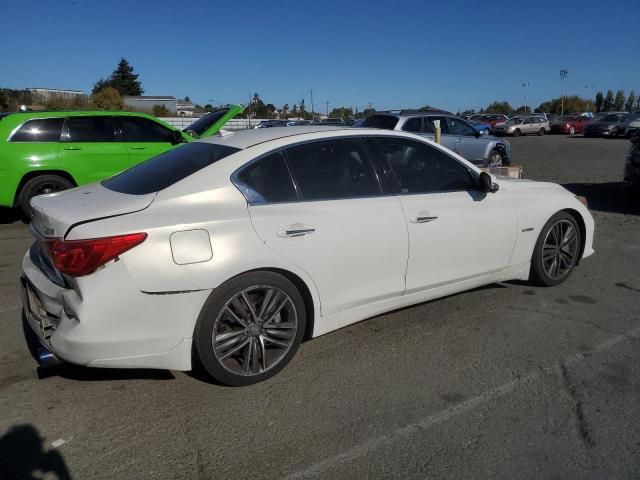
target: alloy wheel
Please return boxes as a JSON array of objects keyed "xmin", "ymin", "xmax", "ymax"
[
  {"xmin": 212, "ymin": 285, "xmax": 298, "ymax": 376},
  {"xmin": 542, "ymin": 219, "xmax": 579, "ymax": 280},
  {"xmin": 488, "ymin": 152, "xmax": 503, "ymax": 167},
  {"xmin": 35, "ymin": 182, "xmax": 66, "ymax": 195}
]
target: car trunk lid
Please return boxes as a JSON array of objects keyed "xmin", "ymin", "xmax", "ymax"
[{"xmin": 30, "ymin": 183, "xmax": 155, "ymax": 239}]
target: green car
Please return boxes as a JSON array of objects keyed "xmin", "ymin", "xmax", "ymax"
[{"xmin": 0, "ymin": 105, "xmax": 244, "ymax": 216}]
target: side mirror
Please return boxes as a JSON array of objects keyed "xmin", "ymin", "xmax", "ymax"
[
  {"xmin": 171, "ymin": 130, "xmax": 186, "ymax": 144},
  {"xmin": 478, "ymin": 171, "xmax": 499, "ymax": 193}
]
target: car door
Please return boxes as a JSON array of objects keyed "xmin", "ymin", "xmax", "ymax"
[
  {"xmin": 60, "ymin": 116, "xmax": 128, "ymax": 184},
  {"xmin": 370, "ymin": 136, "xmax": 517, "ymax": 292},
  {"xmin": 119, "ymin": 116, "xmax": 177, "ymax": 166},
  {"xmin": 241, "ymin": 137, "xmax": 407, "ymax": 316},
  {"xmin": 447, "ymin": 117, "xmax": 484, "ymax": 163}
]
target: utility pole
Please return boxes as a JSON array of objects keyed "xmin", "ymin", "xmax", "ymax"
[
  {"xmin": 309, "ymin": 89, "xmax": 314, "ymax": 119},
  {"xmin": 522, "ymin": 82, "xmax": 530, "ymax": 114},
  {"xmin": 560, "ymin": 69, "xmax": 569, "ymax": 116},
  {"xmin": 247, "ymin": 91, "xmax": 252, "ymax": 128},
  {"xmin": 584, "ymin": 84, "xmax": 594, "ymax": 112},
  {"xmin": 326, "ymin": 100, "xmax": 329, "ymax": 116}
]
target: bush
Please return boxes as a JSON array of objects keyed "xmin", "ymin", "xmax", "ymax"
[
  {"xmin": 152, "ymin": 104, "xmax": 170, "ymax": 117},
  {"xmin": 90, "ymin": 87, "xmax": 123, "ymax": 110}
]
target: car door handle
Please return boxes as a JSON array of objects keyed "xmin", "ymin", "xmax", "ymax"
[
  {"xmin": 278, "ymin": 225, "xmax": 316, "ymax": 237},
  {"xmin": 63, "ymin": 146, "xmax": 81, "ymax": 151},
  {"xmin": 130, "ymin": 146, "xmax": 147, "ymax": 150},
  {"xmin": 410, "ymin": 215, "xmax": 438, "ymax": 223}
]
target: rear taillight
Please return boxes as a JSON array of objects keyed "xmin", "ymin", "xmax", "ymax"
[{"xmin": 44, "ymin": 233, "xmax": 147, "ymax": 277}]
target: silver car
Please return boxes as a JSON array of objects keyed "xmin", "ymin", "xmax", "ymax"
[
  {"xmin": 493, "ymin": 116, "xmax": 550, "ymax": 137},
  {"xmin": 360, "ymin": 111, "xmax": 512, "ymax": 167}
]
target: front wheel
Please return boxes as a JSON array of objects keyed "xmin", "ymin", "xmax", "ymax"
[
  {"xmin": 569, "ymin": 126, "xmax": 575, "ymax": 135},
  {"xmin": 530, "ymin": 212, "xmax": 581, "ymax": 286},
  {"xmin": 538, "ymin": 128, "xmax": 545, "ymax": 136},
  {"xmin": 194, "ymin": 271, "xmax": 307, "ymax": 386},
  {"xmin": 487, "ymin": 149, "xmax": 505, "ymax": 167},
  {"xmin": 513, "ymin": 129, "xmax": 521, "ymax": 137},
  {"xmin": 18, "ymin": 174, "xmax": 74, "ymax": 220}
]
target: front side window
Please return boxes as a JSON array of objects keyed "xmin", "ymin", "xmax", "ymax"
[
  {"xmin": 66, "ymin": 116, "xmax": 116, "ymax": 142},
  {"xmin": 359, "ymin": 115, "xmax": 399, "ymax": 130},
  {"xmin": 284, "ymin": 138, "xmax": 381, "ymax": 201},
  {"xmin": 104, "ymin": 142, "xmax": 240, "ymax": 195},
  {"xmin": 236, "ymin": 152, "xmax": 297, "ymax": 204},
  {"xmin": 121, "ymin": 117, "xmax": 174, "ymax": 142},
  {"xmin": 448, "ymin": 118, "xmax": 476, "ymax": 136},
  {"xmin": 10, "ymin": 118, "xmax": 64, "ymax": 142},
  {"xmin": 372, "ymin": 137, "xmax": 475, "ymax": 194}
]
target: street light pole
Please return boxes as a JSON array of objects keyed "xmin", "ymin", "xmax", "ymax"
[
  {"xmin": 522, "ymin": 82, "xmax": 530, "ymax": 114},
  {"xmin": 560, "ymin": 69, "xmax": 569, "ymax": 116}
]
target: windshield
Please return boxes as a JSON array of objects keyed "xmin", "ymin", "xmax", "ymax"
[
  {"xmin": 505, "ymin": 117, "xmax": 522, "ymax": 124},
  {"xmin": 559, "ymin": 116, "xmax": 577, "ymax": 121},
  {"xmin": 184, "ymin": 108, "xmax": 230, "ymax": 136},
  {"xmin": 103, "ymin": 142, "xmax": 240, "ymax": 195},
  {"xmin": 598, "ymin": 114, "xmax": 621, "ymax": 122},
  {"xmin": 359, "ymin": 115, "xmax": 399, "ymax": 130}
]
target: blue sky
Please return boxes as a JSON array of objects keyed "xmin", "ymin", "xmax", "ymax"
[{"xmin": 2, "ymin": 0, "xmax": 638, "ymax": 112}]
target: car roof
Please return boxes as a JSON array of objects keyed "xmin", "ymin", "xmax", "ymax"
[
  {"xmin": 1, "ymin": 110, "xmax": 159, "ymax": 120},
  {"xmin": 197, "ymin": 125, "xmax": 411, "ymax": 149}
]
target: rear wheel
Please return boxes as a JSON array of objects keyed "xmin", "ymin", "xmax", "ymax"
[
  {"xmin": 18, "ymin": 175, "xmax": 74, "ymax": 220},
  {"xmin": 530, "ymin": 212, "xmax": 581, "ymax": 286},
  {"xmin": 194, "ymin": 271, "xmax": 307, "ymax": 386},
  {"xmin": 569, "ymin": 126, "xmax": 575, "ymax": 135},
  {"xmin": 513, "ymin": 129, "xmax": 521, "ymax": 137},
  {"xmin": 538, "ymin": 128, "xmax": 545, "ymax": 136}
]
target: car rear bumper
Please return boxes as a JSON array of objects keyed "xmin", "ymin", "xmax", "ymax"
[{"xmin": 20, "ymin": 248, "xmax": 210, "ymax": 371}]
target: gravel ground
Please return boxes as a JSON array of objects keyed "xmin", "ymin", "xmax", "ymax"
[{"xmin": 0, "ymin": 134, "xmax": 638, "ymax": 479}]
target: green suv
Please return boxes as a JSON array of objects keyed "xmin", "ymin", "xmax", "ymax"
[{"xmin": 0, "ymin": 106, "xmax": 244, "ymax": 216}]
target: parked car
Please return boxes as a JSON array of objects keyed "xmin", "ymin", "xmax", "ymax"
[
  {"xmin": 470, "ymin": 121, "xmax": 491, "ymax": 135},
  {"xmin": 469, "ymin": 114, "xmax": 509, "ymax": 128},
  {"xmin": 286, "ymin": 120, "xmax": 311, "ymax": 126},
  {"xmin": 254, "ymin": 120, "xmax": 289, "ymax": 128},
  {"xmin": 0, "ymin": 106, "xmax": 244, "ymax": 216},
  {"xmin": 583, "ymin": 113, "xmax": 630, "ymax": 138},
  {"xmin": 311, "ymin": 118, "xmax": 345, "ymax": 125},
  {"xmin": 549, "ymin": 115, "xmax": 593, "ymax": 135},
  {"xmin": 624, "ymin": 130, "xmax": 640, "ymax": 193},
  {"xmin": 359, "ymin": 111, "xmax": 512, "ymax": 166},
  {"xmin": 624, "ymin": 115, "xmax": 640, "ymax": 137},
  {"xmin": 21, "ymin": 126, "xmax": 594, "ymax": 385},
  {"xmin": 492, "ymin": 115, "xmax": 549, "ymax": 136}
]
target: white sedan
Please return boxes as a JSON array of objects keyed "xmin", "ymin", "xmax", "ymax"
[{"xmin": 21, "ymin": 127, "xmax": 594, "ymax": 385}]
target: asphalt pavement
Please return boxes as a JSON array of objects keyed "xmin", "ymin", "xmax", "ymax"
[{"xmin": 1, "ymin": 134, "xmax": 639, "ymax": 479}]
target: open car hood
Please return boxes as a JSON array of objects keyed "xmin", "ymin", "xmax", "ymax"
[
  {"xmin": 183, "ymin": 104, "xmax": 245, "ymax": 139},
  {"xmin": 30, "ymin": 183, "xmax": 156, "ymax": 239}
]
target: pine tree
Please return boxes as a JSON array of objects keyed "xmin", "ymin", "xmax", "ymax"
[
  {"xmin": 613, "ymin": 90, "xmax": 625, "ymax": 111},
  {"xmin": 110, "ymin": 58, "xmax": 144, "ymax": 96},
  {"xmin": 603, "ymin": 90, "xmax": 614, "ymax": 111},
  {"xmin": 625, "ymin": 91, "xmax": 636, "ymax": 112},
  {"xmin": 594, "ymin": 92, "xmax": 604, "ymax": 112}
]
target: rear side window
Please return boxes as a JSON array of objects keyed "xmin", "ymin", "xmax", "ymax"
[
  {"xmin": 121, "ymin": 117, "xmax": 174, "ymax": 142},
  {"xmin": 402, "ymin": 117, "xmax": 422, "ymax": 133},
  {"xmin": 10, "ymin": 118, "xmax": 64, "ymax": 142},
  {"xmin": 284, "ymin": 138, "xmax": 381, "ymax": 201},
  {"xmin": 66, "ymin": 117, "xmax": 116, "ymax": 142},
  {"xmin": 103, "ymin": 142, "xmax": 240, "ymax": 195},
  {"xmin": 359, "ymin": 115, "xmax": 399, "ymax": 130},
  {"xmin": 423, "ymin": 116, "xmax": 450, "ymax": 134},
  {"xmin": 236, "ymin": 152, "xmax": 297, "ymax": 204}
]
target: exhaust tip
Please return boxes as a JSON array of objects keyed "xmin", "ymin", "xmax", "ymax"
[{"xmin": 37, "ymin": 346, "xmax": 62, "ymax": 368}]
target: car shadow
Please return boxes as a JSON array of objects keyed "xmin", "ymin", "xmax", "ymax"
[
  {"xmin": 0, "ymin": 424, "xmax": 72, "ymax": 480},
  {"xmin": 562, "ymin": 182, "xmax": 640, "ymax": 216},
  {"xmin": 37, "ymin": 363, "xmax": 175, "ymax": 382}
]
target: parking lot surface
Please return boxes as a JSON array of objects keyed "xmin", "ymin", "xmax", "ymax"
[{"xmin": 1, "ymin": 135, "xmax": 639, "ymax": 479}]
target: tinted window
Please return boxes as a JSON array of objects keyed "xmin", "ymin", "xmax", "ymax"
[
  {"xmin": 284, "ymin": 138, "xmax": 381, "ymax": 200},
  {"xmin": 402, "ymin": 117, "xmax": 422, "ymax": 133},
  {"xmin": 423, "ymin": 116, "xmax": 450, "ymax": 134},
  {"xmin": 121, "ymin": 117, "xmax": 174, "ymax": 142},
  {"xmin": 359, "ymin": 115, "xmax": 399, "ymax": 130},
  {"xmin": 184, "ymin": 108, "xmax": 229, "ymax": 136},
  {"xmin": 373, "ymin": 137, "xmax": 474, "ymax": 194},
  {"xmin": 448, "ymin": 117, "xmax": 476, "ymax": 136},
  {"xmin": 236, "ymin": 152, "xmax": 297, "ymax": 203},
  {"xmin": 66, "ymin": 116, "xmax": 116, "ymax": 142},
  {"xmin": 104, "ymin": 142, "xmax": 240, "ymax": 195},
  {"xmin": 10, "ymin": 118, "xmax": 64, "ymax": 142}
]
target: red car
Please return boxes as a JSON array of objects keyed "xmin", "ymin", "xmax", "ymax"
[
  {"xmin": 550, "ymin": 115, "xmax": 592, "ymax": 135},
  {"xmin": 469, "ymin": 114, "xmax": 509, "ymax": 127}
]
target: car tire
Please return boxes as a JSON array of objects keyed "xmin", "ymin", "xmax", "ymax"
[
  {"xmin": 487, "ymin": 149, "xmax": 505, "ymax": 167},
  {"xmin": 538, "ymin": 128, "xmax": 545, "ymax": 136},
  {"xmin": 18, "ymin": 174, "xmax": 74, "ymax": 220},
  {"xmin": 569, "ymin": 126, "xmax": 575, "ymax": 135},
  {"xmin": 194, "ymin": 271, "xmax": 307, "ymax": 386},
  {"xmin": 513, "ymin": 129, "xmax": 521, "ymax": 137},
  {"xmin": 529, "ymin": 211, "xmax": 581, "ymax": 287}
]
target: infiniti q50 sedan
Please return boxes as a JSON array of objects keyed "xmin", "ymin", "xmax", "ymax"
[{"xmin": 21, "ymin": 127, "xmax": 594, "ymax": 386}]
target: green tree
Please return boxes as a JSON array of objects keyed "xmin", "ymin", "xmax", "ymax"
[
  {"xmin": 485, "ymin": 101, "xmax": 514, "ymax": 115},
  {"xmin": 603, "ymin": 90, "xmax": 614, "ymax": 110},
  {"xmin": 299, "ymin": 99, "xmax": 306, "ymax": 118},
  {"xmin": 184, "ymin": 96, "xmax": 191, "ymax": 102},
  {"xmin": 93, "ymin": 58, "xmax": 144, "ymax": 96},
  {"xmin": 614, "ymin": 90, "xmax": 625, "ymax": 111},
  {"xmin": 595, "ymin": 92, "xmax": 604, "ymax": 112},
  {"xmin": 625, "ymin": 90, "xmax": 636, "ymax": 112},
  {"xmin": 329, "ymin": 107, "xmax": 354, "ymax": 118},
  {"xmin": 90, "ymin": 86, "xmax": 123, "ymax": 110},
  {"xmin": 281, "ymin": 103, "xmax": 289, "ymax": 118},
  {"xmin": 204, "ymin": 104, "xmax": 213, "ymax": 112}
]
